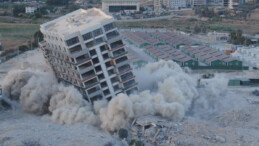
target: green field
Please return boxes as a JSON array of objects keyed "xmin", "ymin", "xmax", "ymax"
[{"xmin": 0, "ymin": 23, "xmax": 40, "ymax": 41}]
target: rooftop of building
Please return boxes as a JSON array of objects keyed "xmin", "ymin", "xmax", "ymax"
[
  {"xmin": 41, "ymin": 8, "xmax": 113, "ymax": 36},
  {"xmin": 26, "ymin": 3, "xmax": 40, "ymax": 7}
]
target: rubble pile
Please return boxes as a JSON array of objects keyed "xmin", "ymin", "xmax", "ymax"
[
  {"xmin": 252, "ymin": 90, "xmax": 259, "ymax": 96},
  {"xmin": 128, "ymin": 116, "xmax": 231, "ymax": 145},
  {"xmin": 130, "ymin": 116, "xmax": 176, "ymax": 145}
]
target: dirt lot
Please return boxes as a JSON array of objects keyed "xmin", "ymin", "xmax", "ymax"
[
  {"xmin": 173, "ymin": 9, "xmax": 196, "ymax": 16},
  {"xmin": 249, "ymin": 8, "xmax": 259, "ymax": 20},
  {"xmin": 213, "ymin": 19, "xmax": 259, "ymax": 34}
]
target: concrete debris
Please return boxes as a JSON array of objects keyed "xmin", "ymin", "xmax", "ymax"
[
  {"xmin": 0, "ymin": 98, "xmax": 12, "ymax": 110},
  {"xmin": 130, "ymin": 116, "xmax": 179, "ymax": 145},
  {"xmin": 201, "ymin": 135, "xmax": 226, "ymax": 143},
  {"xmin": 0, "ymin": 137, "xmax": 12, "ymax": 144},
  {"xmin": 246, "ymin": 98, "xmax": 259, "ymax": 104},
  {"xmin": 252, "ymin": 90, "xmax": 259, "ymax": 96},
  {"xmin": 215, "ymin": 135, "xmax": 226, "ymax": 143},
  {"xmin": 202, "ymin": 73, "xmax": 215, "ymax": 79},
  {"xmin": 128, "ymin": 115, "xmax": 231, "ymax": 145}
]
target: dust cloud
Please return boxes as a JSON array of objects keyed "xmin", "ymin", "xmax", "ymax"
[{"xmin": 2, "ymin": 60, "xmax": 198, "ymax": 132}]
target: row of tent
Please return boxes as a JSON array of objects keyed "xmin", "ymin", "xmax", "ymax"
[
  {"xmin": 143, "ymin": 45, "xmax": 198, "ymax": 67},
  {"xmin": 122, "ymin": 30, "xmax": 243, "ymax": 68},
  {"xmin": 181, "ymin": 46, "xmax": 242, "ymax": 67}
]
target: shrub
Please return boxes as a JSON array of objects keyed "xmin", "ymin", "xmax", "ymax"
[
  {"xmin": 135, "ymin": 140, "xmax": 144, "ymax": 146},
  {"xmin": 118, "ymin": 128, "xmax": 128, "ymax": 139},
  {"xmin": 21, "ymin": 140, "xmax": 41, "ymax": 146}
]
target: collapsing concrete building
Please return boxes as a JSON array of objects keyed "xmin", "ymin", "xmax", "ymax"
[{"xmin": 39, "ymin": 8, "xmax": 138, "ymax": 102}]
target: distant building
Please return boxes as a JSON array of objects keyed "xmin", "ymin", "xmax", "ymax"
[
  {"xmin": 208, "ymin": 32, "xmax": 229, "ymax": 42},
  {"xmin": 228, "ymin": 78, "xmax": 259, "ymax": 86},
  {"xmin": 233, "ymin": 46, "xmax": 259, "ymax": 68},
  {"xmin": 25, "ymin": 3, "xmax": 40, "ymax": 14},
  {"xmin": 223, "ymin": 0, "xmax": 240, "ymax": 9},
  {"xmin": 102, "ymin": 0, "xmax": 140, "ymax": 13},
  {"xmin": 139, "ymin": 0, "xmax": 154, "ymax": 6},
  {"xmin": 193, "ymin": 0, "xmax": 207, "ymax": 7},
  {"xmin": 162, "ymin": 0, "xmax": 172, "ymax": 8},
  {"xmin": 207, "ymin": 0, "xmax": 224, "ymax": 6},
  {"xmin": 154, "ymin": 0, "xmax": 184, "ymax": 9},
  {"xmin": 243, "ymin": 34, "xmax": 259, "ymax": 43},
  {"xmin": 171, "ymin": 0, "xmax": 187, "ymax": 9},
  {"xmin": 40, "ymin": 8, "xmax": 138, "ymax": 102},
  {"xmin": 154, "ymin": 0, "xmax": 162, "ymax": 9},
  {"xmin": 186, "ymin": 0, "xmax": 193, "ymax": 7}
]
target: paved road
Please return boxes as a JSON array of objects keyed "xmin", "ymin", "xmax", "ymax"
[
  {"xmin": 116, "ymin": 15, "xmax": 198, "ymax": 23},
  {"xmin": 116, "ymin": 15, "xmax": 175, "ymax": 22}
]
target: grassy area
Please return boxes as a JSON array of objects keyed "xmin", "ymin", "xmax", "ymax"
[
  {"xmin": 116, "ymin": 18, "xmax": 196, "ymax": 30},
  {"xmin": 0, "ymin": 23, "xmax": 39, "ymax": 41},
  {"xmin": 116, "ymin": 16, "xmax": 259, "ymax": 34},
  {"xmin": 0, "ymin": 23, "xmax": 40, "ymax": 50}
]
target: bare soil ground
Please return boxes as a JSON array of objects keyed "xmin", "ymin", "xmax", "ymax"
[
  {"xmin": 173, "ymin": 10, "xmax": 196, "ymax": 16},
  {"xmin": 248, "ymin": 9, "xmax": 259, "ymax": 20},
  {"xmin": 0, "ymin": 39, "xmax": 27, "ymax": 50}
]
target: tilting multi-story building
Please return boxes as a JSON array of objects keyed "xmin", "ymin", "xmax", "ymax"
[{"xmin": 39, "ymin": 8, "xmax": 138, "ymax": 102}]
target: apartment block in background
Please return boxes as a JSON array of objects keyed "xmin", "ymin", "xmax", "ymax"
[
  {"xmin": 171, "ymin": 0, "xmax": 187, "ymax": 9},
  {"xmin": 207, "ymin": 0, "xmax": 224, "ymax": 6},
  {"xmin": 193, "ymin": 0, "xmax": 207, "ymax": 7},
  {"xmin": 39, "ymin": 8, "xmax": 138, "ymax": 102},
  {"xmin": 154, "ymin": 0, "xmax": 173, "ymax": 9},
  {"xmin": 224, "ymin": 0, "xmax": 240, "ymax": 9},
  {"xmin": 102, "ymin": 0, "xmax": 140, "ymax": 13}
]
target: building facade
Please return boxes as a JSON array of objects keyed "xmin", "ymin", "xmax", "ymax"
[
  {"xmin": 223, "ymin": 0, "xmax": 240, "ymax": 9},
  {"xmin": 171, "ymin": 0, "xmax": 187, "ymax": 9},
  {"xmin": 208, "ymin": 32, "xmax": 229, "ymax": 42},
  {"xmin": 153, "ymin": 0, "xmax": 173, "ymax": 9},
  {"xmin": 154, "ymin": 0, "xmax": 162, "ymax": 9},
  {"xmin": 25, "ymin": 3, "xmax": 40, "ymax": 14},
  {"xmin": 193, "ymin": 0, "xmax": 207, "ymax": 7},
  {"xmin": 207, "ymin": 0, "xmax": 224, "ymax": 6},
  {"xmin": 102, "ymin": 0, "xmax": 140, "ymax": 13},
  {"xmin": 39, "ymin": 8, "xmax": 138, "ymax": 102}
]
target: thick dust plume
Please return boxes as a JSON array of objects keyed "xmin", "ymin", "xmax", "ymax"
[
  {"xmin": 2, "ymin": 69, "xmax": 99, "ymax": 125},
  {"xmin": 99, "ymin": 60, "xmax": 198, "ymax": 131},
  {"xmin": 2, "ymin": 60, "xmax": 198, "ymax": 132}
]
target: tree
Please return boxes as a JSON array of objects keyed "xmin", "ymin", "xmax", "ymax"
[
  {"xmin": 67, "ymin": 4, "xmax": 80, "ymax": 12},
  {"xmin": 245, "ymin": 39, "xmax": 253, "ymax": 46},
  {"xmin": 34, "ymin": 31, "xmax": 44, "ymax": 42},
  {"xmin": 201, "ymin": 25, "xmax": 207, "ymax": 33},
  {"xmin": 34, "ymin": 11, "xmax": 42, "ymax": 18},
  {"xmin": 118, "ymin": 128, "xmax": 128, "ymax": 139},
  {"xmin": 230, "ymin": 30, "xmax": 245, "ymax": 45},
  {"xmin": 38, "ymin": 6, "xmax": 48, "ymax": 15},
  {"xmin": 236, "ymin": 29, "xmax": 243, "ymax": 38},
  {"xmin": 13, "ymin": 4, "xmax": 25, "ymax": 17},
  {"xmin": 46, "ymin": 0, "xmax": 69, "ymax": 6},
  {"xmin": 18, "ymin": 45, "xmax": 29, "ymax": 52},
  {"xmin": 194, "ymin": 25, "xmax": 201, "ymax": 34},
  {"xmin": 195, "ymin": 7, "xmax": 216, "ymax": 17},
  {"xmin": 31, "ymin": 31, "xmax": 44, "ymax": 48}
]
